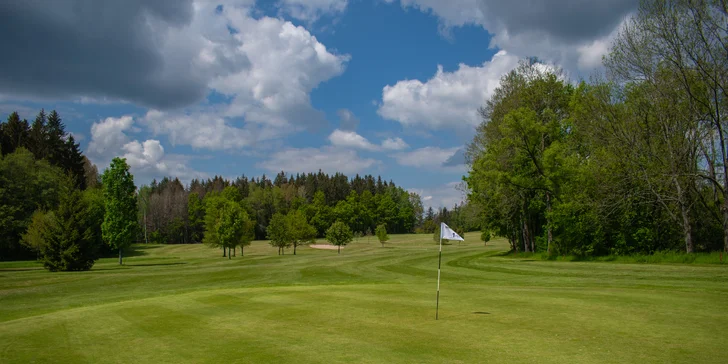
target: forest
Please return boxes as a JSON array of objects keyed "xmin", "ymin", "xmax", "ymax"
[
  {"xmin": 1, "ymin": 110, "xmax": 479, "ymax": 263},
  {"xmin": 466, "ymin": 0, "xmax": 728, "ymax": 255}
]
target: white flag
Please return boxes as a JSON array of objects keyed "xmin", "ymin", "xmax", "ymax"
[{"xmin": 440, "ymin": 222, "xmax": 464, "ymax": 241}]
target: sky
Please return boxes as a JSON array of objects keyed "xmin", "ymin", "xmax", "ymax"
[{"xmin": 0, "ymin": 0, "xmax": 636, "ymax": 209}]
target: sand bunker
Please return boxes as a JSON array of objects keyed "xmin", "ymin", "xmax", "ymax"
[{"xmin": 308, "ymin": 244, "xmax": 343, "ymax": 250}]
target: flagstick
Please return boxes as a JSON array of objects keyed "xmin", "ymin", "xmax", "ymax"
[{"xmin": 436, "ymin": 223, "xmax": 443, "ymax": 320}]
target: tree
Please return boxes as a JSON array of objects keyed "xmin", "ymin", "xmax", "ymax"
[
  {"xmin": 287, "ymin": 210, "xmax": 316, "ymax": 255},
  {"xmin": 267, "ymin": 213, "xmax": 291, "ymax": 255},
  {"xmin": 0, "ymin": 148, "xmax": 65, "ymax": 261},
  {"xmin": 203, "ymin": 194, "xmax": 252, "ymax": 258},
  {"xmin": 21, "ymin": 210, "xmax": 54, "ymax": 258},
  {"xmin": 326, "ymin": 221, "xmax": 353, "ymax": 254},
  {"xmin": 101, "ymin": 157, "xmax": 137, "ymax": 265},
  {"xmin": 375, "ymin": 224, "xmax": 389, "ymax": 247},
  {"xmin": 481, "ymin": 230, "xmax": 491, "ymax": 246},
  {"xmin": 37, "ymin": 182, "xmax": 100, "ymax": 271},
  {"xmin": 365, "ymin": 227, "xmax": 373, "ymax": 243},
  {"xmin": 604, "ymin": 0, "xmax": 727, "ymax": 253},
  {"xmin": 188, "ymin": 192, "xmax": 205, "ymax": 243}
]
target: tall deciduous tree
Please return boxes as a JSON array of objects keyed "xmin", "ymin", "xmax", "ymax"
[
  {"xmin": 267, "ymin": 213, "xmax": 291, "ymax": 255},
  {"xmin": 326, "ymin": 221, "xmax": 353, "ymax": 254},
  {"xmin": 101, "ymin": 157, "xmax": 137, "ymax": 265}
]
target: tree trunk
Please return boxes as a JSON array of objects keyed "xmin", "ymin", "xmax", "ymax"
[
  {"xmin": 546, "ymin": 192, "xmax": 553, "ymax": 255},
  {"xmin": 144, "ymin": 212, "xmax": 148, "ymax": 244},
  {"xmin": 223, "ymin": 247, "xmax": 226, "ymax": 257},
  {"xmin": 722, "ymin": 202, "xmax": 728, "ymax": 254},
  {"xmin": 228, "ymin": 250, "xmax": 231, "ymax": 260},
  {"xmin": 522, "ymin": 218, "xmax": 531, "ymax": 253},
  {"xmin": 118, "ymin": 248, "xmax": 123, "ymax": 265},
  {"xmin": 338, "ymin": 245, "xmax": 341, "ymax": 254},
  {"xmin": 233, "ymin": 247, "xmax": 236, "ymax": 257},
  {"xmin": 681, "ymin": 205, "xmax": 694, "ymax": 253},
  {"xmin": 241, "ymin": 246, "xmax": 244, "ymax": 256},
  {"xmin": 294, "ymin": 244, "xmax": 297, "ymax": 255}
]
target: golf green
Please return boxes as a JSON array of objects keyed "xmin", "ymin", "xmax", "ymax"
[{"xmin": 1, "ymin": 233, "xmax": 726, "ymax": 363}]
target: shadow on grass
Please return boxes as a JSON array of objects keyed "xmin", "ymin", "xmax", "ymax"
[
  {"xmin": 126, "ymin": 262, "xmax": 187, "ymax": 267},
  {"xmin": 124, "ymin": 245, "xmax": 165, "ymax": 257},
  {"xmin": 0, "ymin": 267, "xmax": 44, "ymax": 272}
]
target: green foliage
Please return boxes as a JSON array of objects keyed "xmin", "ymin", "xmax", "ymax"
[
  {"xmin": 265, "ymin": 210, "xmax": 315, "ymax": 255},
  {"xmin": 37, "ymin": 181, "xmax": 101, "ymax": 271},
  {"xmin": 480, "ymin": 230, "xmax": 491, "ymax": 245},
  {"xmin": 101, "ymin": 158, "xmax": 137, "ymax": 264},
  {"xmin": 187, "ymin": 192, "xmax": 205, "ymax": 243},
  {"xmin": 375, "ymin": 224, "xmax": 389, "ymax": 247},
  {"xmin": 0, "ymin": 148, "xmax": 66, "ymax": 260},
  {"xmin": 266, "ymin": 213, "xmax": 290, "ymax": 254},
  {"xmin": 203, "ymin": 194, "xmax": 253, "ymax": 258},
  {"xmin": 326, "ymin": 221, "xmax": 353, "ymax": 254},
  {"xmin": 21, "ymin": 210, "xmax": 55, "ymax": 256}
]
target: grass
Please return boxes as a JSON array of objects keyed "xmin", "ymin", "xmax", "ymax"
[{"xmin": 1, "ymin": 233, "xmax": 727, "ymax": 363}]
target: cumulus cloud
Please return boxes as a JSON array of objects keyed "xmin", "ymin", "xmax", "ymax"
[
  {"xmin": 211, "ymin": 11, "xmax": 349, "ymax": 130},
  {"xmin": 329, "ymin": 129, "xmax": 379, "ymax": 151},
  {"xmin": 88, "ymin": 116, "xmax": 135, "ymax": 157},
  {"xmin": 385, "ymin": 0, "xmax": 635, "ymax": 73},
  {"xmin": 87, "ymin": 115, "xmax": 207, "ymax": 184},
  {"xmin": 328, "ymin": 130, "xmax": 410, "ymax": 151},
  {"xmin": 381, "ymin": 137, "xmax": 409, "ymax": 151},
  {"xmin": 124, "ymin": 5, "xmax": 350, "ymax": 151},
  {"xmin": 393, "ymin": 146, "xmax": 464, "ymax": 170},
  {"xmin": 378, "ymin": 50, "xmax": 519, "ymax": 130},
  {"xmin": 258, "ymin": 146, "xmax": 379, "ymax": 174},
  {"xmin": 277, "ymin": 0, "xmax": 348, "ymax": 23}
]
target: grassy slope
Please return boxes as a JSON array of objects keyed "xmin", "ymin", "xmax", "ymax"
[{"xmin": 1, "ymin": 233, "xmax": 726, "ymax": 363}]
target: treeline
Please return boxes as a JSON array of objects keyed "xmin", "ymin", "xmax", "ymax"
[
  {"xmin": 139, "ymin": 172, "xmax": 424, "ymax": 244},
  {"xmin": 0, "ymin": 110, "xmax": 107, "ymax": 262},
  {"xmin": 466, "ymin": 0, "xmax": 728, "ymax": 256}
]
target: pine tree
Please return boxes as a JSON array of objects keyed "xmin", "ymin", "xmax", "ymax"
[
  {"xmin": 62, "ymin": 135, "xmax": 87, "ymax": 190},
  {"xmin": 39, "ymin": 185, "xmax": 99, "ymax": 271}
]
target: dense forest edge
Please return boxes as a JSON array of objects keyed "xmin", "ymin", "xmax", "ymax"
[{"xmin": 2, "ymin": 0, "xmax": 728, "ymax": 269}]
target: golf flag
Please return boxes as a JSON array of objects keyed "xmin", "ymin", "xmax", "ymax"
[{"xmin": 440, "ymin": 222, "xmax": 464, "ymax": 241}]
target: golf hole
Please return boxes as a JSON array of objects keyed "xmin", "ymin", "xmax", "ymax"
[{"xmin": 472, "ymin": 311, "xmax": 490, "ymax": 315}]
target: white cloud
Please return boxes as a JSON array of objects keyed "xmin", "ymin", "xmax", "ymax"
[
  {"xmin": 381, "ymin": 137, "xmax": 409, "ymax": 151},
  {"xmin": 87, "ymin": 115, "xmax": 207, "ymax": 184},
  {"xmin": 329, "ymin": 129, "xmax": 379, "ymax": 151},
  {"xmin": 258, "ymin": 146, "xmax": 379, "ymax": 174},
  {"xmin": 408, "ymin": 181, "xmax": 466, "ymax": 210},
  {"xmin": 393, "ymin": 146, "xmax": 463, "ymax": 169},
  {"xmin": 328, "ymin": 129, "xmax": 410, "ymax": 151},
  {"xmin": 378, "ymin": 50, "xmax": 519, "ymax": 130},
  {"xmin": 277, "ymin": 0, "xmax": 348, "ymax": 22},
  {"xmin": 211, "ymin": 12, "xmax": 349, "ymax": 129},
  {"xmin": 88, "ymin": 116, "xmax": 134, "ymax": 157},
  {"xmin": 137, "ymin": 6, "xmax": 351, "ymax": 151}
]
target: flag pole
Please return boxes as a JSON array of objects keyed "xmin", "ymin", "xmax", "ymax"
[{"xmin": 436, "ymin": 222, "xmax": 443, "ymax": 320}]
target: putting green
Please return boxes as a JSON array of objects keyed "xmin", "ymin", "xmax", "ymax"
[{"xmin": 1, "ymin": 234, "xmax": 726, "ymax": 363}]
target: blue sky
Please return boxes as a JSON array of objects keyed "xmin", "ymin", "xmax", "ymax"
[{"xmin": 0, "ymin": 0, "xmax": 636, "ymax": 209}]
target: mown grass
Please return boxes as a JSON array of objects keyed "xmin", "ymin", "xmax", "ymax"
[
  {"xmin": 507, "ymin": 250, "xmax": 727, "ymax": 264},
  {"xmin": 1, "ymin": 233, "xmax": 727, "ymax": 363}
]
